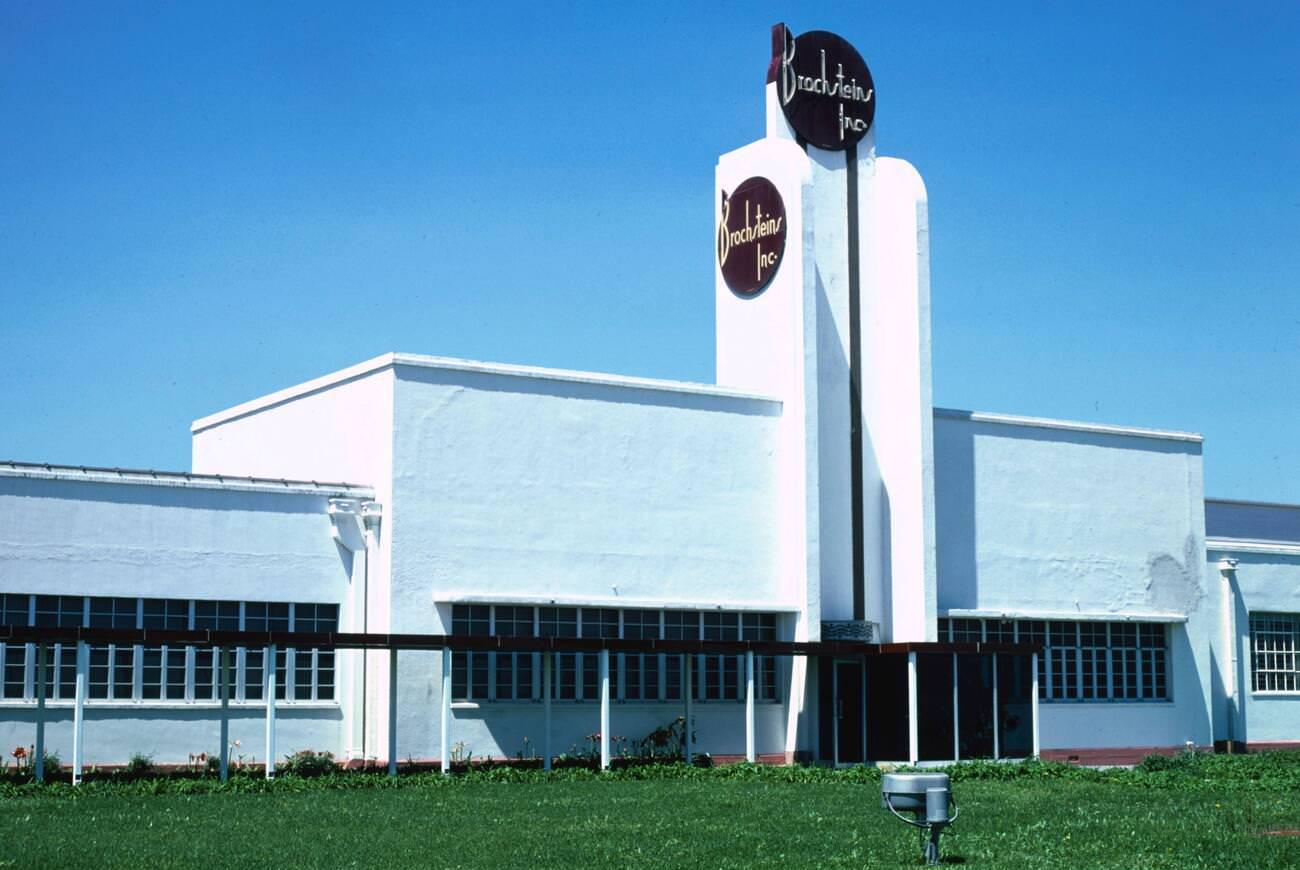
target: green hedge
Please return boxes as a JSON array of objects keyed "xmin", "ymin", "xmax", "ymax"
[{"xmin": 2, "ymin": 750, "xmax": 1297, "ymax": 800}]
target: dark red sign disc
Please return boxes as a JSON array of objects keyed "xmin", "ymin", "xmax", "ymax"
[
  {"xmin": 770, "ymin": 25, "xmax": 875, "ymax": 151},
  {"xmin": 717, "ymin": 176, "xmax": 787, "ymax": 298}
]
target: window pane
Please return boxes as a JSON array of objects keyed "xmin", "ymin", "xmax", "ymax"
[
  {"xmin": 142, "ymin": 599, "xmax": 188, "ymax": 630},
  {"xmin": 163, "ymin": 648, "xmax": 186, "ymax": 699},
  {"xmin": 317, "ymin": 652, "xmax": 335, "ymax": 700},
  {"xmin": 0, "ymin": 594, "xmax": 30, "ymax": 627},
  {"xmin": 194, "ymin": 601, "xmax": 240, "ymax": 631},
  {"xmin": 452, "ymin": 605, "xmax": 490, "ymax": 636},
  {"xmin": 581, "ymin": 608, "xmax": 619, "ymax": 639},
  {"xmin": 985, "ymin": 620, "xmax": 1015, "ymax": 643},
  {"xmin": 244, "ymin": 648, "xmax": 264, "ymax": 700},
  {"xmin": 90, "ymin": 645, "xmax": 110, "ymax": 699},
  {"xmin": 494, "ymin": 606, "xmax": 534, "ymax": 637},
  {"xmin": 2, "ymin": 644, "xmax": 26, "ymax": 699},
  {"xmin": 194, "ymin": 649, "xmax": 215, "ymax": 700},
  {"xmin": 141, "ymin": 647, "xmax": 162, "ymax": 699},
  {"xmin": 295, "ymin": 650, "xmax": 314, "ymax": 700},
  {"xmin": 951, "ymin": 619, "xmax": 982, "ymax": 642},
  {"xmin": 538, "ymin": 607, "xmax": 577, "ymax": 638},
  {"xmin": 91, "ymin": 597, "xmax": 138, "ymax": 629},
  {"xmin": 36, "ymin": 596, "xmax": 84, "ymax": 628},
  {"xmin": 663, "ymin": 611, "xmax": 698, "ymax": 640}
]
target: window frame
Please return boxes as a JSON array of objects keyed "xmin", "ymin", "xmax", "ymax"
[
  {"xmin": 0, "ymin": 594, "xmax": 338, "ymax": 707},
  {"xmin": 1249, "ymin": 611, "xmax": 1300, "ymax": 695},
  {"xmin": 448, "ymin": 604, "xmax": 784, "ymax": 706}
]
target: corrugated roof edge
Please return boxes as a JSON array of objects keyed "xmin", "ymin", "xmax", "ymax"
[
  {"xmin": 0, "ymin": 460, "xmax": 374, "ymax": 497},
  {"xmin": 934, "ymin": 407, "xmax": 1203, "ymax": 443},
  {"xmin": 192, "ymin": 352, "xmax": 782, "ymax": 433}
]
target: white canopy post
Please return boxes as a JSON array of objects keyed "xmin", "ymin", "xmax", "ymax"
[
  {"xmin": 542, "ymin": 651, "xmax": 552, "ymax": 772},
  {"xmin": 265, "ymin": 643, "xmax": 277, "ymax": 779},
  {"xmin": 599, "ymin": 648, "xmax": 610, "ymax": 770},
  {"xmin": 73, "ymin": 640, "xmax": 87, "ymax": 785},
  {"xmin": 744, "ymin": 650, "xmax": 755, "ymax": 763},
  {"xmin": 683, "ymin": 654, "xmax": 693, "ymax": 765},
  {"xmin": 1031, "ymin": 651, "xmax": 1041, "ymax": 757},
  {"xmin": 951, "ymin": 653, "xmax": 959, "ymax": 762},
  {"xmin": 440, "ymin": 646, "xmax": 452, "ymax": 775},
  {"xmin": 219, "ymin": 647, "xmax": 230, "ymax": 782},
  {"xmin": 992, "ymin": 653, "xmax": 1000, "ymax": 760},
  {"xmin": 34, "ymin": 642, "xmax": 47, "ymax": 784},
  {"xmin": 907, "ymin": 651, "xmax": 919, "ymax": 765},
  {"xmin": 387, "ymin": 649, "xmax": 398, "ymax": 777}
]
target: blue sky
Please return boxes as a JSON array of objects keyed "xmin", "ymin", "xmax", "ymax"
[{"xmin": 1, "ymin": 1, "xmax": 1297, "ymax": 502}]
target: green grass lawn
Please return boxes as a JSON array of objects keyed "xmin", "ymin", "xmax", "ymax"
[{"xmin": 2, "ymin": 777, "xmax": 1297, "ymax": 869}]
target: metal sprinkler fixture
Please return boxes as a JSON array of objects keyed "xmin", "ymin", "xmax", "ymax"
[{"xmin": 881, "ymin": 772, "xmax": 959, "ymax": 865}]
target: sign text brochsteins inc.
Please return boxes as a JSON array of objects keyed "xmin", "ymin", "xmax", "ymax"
[
  {"xmin": 771, "ymin": 24, "xmax": 875, "ymax": 151},
  {"xmin": 718, "ymin": 177, "xmax": 786, "ymax": 298}
]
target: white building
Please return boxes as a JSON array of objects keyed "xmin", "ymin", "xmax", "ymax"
[{"xmin": 2, "ymin": 26, "xmax": 1296, "ymax": 770}]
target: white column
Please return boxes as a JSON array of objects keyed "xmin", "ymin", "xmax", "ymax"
[
  {"xmin": 991, "ymin": 653, "xmax": 1000, "ymax": 761},
  {"xmin": 265, "ymin": 644, "xmax": 277, "ymax": 779},
  {"xmin": 951, "ymin": 654, "xmax": 959, "ymax": 762},
  {"xmin": 907, "ymin": 651, "xmax": 919, "ymax": 765},
  {"xmin": 542, "ymin": 651, "xmax": 552, "ymax": 772},
  {"xmin": 1031, "ymin": 651, "xmax": 1041, "ymax": 757},
  {"xmin": 440, "ymin": 646, "xmax": 452, "ymax": 775},
  {"xmin": 745, "ymin": 650, "xmax": 755, "ymax": 763},
  {"xmin": 34, "ymin": 643, "xmax": 47, "ymax": 784},
  {"xmin": 73, "ymin": 641, "xmax": 87, "ymax": 785},
  {"xmin": 219, "ymin": 647, "xmax": 230, "ymax": 782},
  {"xmin": 683, "ymin": 654, "xmax": 693, "ymax": 765},
  {"xmin": 387, "ymin": 649, "xmax": 398, "ymax": 777},
  {"xmin": 1219, "ymin": 559, "xmax": 1239, "ymax": 747},
  {"xmin": 599, "ymin": 648, "xmax": 610, "ymax": 770}
]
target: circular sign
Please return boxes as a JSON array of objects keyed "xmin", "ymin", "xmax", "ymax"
[
  {"xmin": 717, "ymin": 176, "xmax": 787, "ymax": 298},
  {"xmin": 774, "ymin": 26, "xmax": 875, "ymax": 151}
]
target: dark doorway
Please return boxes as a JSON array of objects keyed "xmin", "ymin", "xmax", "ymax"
[
  {"xmin": 917, "ymin": 653, "xmax": 955, "ymax": 761},
  {"xmin": 957, "ymin": 654, "xmax": 995, "ymax": 758},
  {"xmin": 834, "ymin": 659, "xmax": 865, "ymax": 765},
  {"xmin": 865, "ymin": 654, "xmax": 909, "ymax": 761},
  {"xmin": 997, "ymin": 653, "xmax": 1034, "ymax": 758}
]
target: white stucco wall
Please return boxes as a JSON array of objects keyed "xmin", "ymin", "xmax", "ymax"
[
  {"xmin": 933, "ymin": 409, "xmax": 1213, "ymax": 750},
  {"xmin": 0, "ymin": 471, "xmax": 357, "ymax": 764},
  {"xmin": 386, "ymin": 359, "xmax": 789, "ymax": 761},
  {"xmin": 191, "ymin": 360, "xmax": 395, "ymax": 497}
]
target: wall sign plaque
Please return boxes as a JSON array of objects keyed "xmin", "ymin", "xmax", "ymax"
[
  {"xmin": 768, "ymin": 24, "xmax": 875, "ymax": 151},
  {"xmin": 717, "ymin": 176, "xmax": 786, "ymax": 298}
]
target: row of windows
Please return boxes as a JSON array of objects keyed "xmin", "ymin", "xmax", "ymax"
[
  {"xmin": 450, "ymin": 605, "xmax": 782, "ymax": 704},
  {"xmin": 0, "ymin": 594, "xmax": 337, "ymax": 703},
  {"xmin": 1251, "ymin": 612, "xmax": 1299, "ymax": 694},
  {"xmin": 937, "ymin": 618, "xmax": 1170, "ymax": 702}
]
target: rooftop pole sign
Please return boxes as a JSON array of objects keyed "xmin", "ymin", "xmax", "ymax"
[{"xmin": 767, "ymin": 24, "xmax": 875, "ymax": 150}]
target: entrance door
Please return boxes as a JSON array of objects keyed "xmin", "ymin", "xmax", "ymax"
[{"xmin": 833, "ymin": 660, "xmax": 865, "ymax": 765}]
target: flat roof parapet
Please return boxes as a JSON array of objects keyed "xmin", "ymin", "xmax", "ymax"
[
  {"xmin": 934, "ymin": 407, "xmax": 1203, "ymax": 444},
  {"xmin": 192, "ymin": 352, "xmax": 782, "ymax": 433},
  {"xmin": 0, "ymin": 459, "xmax": 374, "ymax": 497}
]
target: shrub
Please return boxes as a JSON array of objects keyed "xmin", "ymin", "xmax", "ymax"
[
  {"xmin": 279, "ymin": 750, "xmax": 340, "ymax": 778},
  {"xmin": 124, "ymin": 753, "xmax": 156, "ymax": 780}
]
